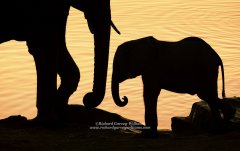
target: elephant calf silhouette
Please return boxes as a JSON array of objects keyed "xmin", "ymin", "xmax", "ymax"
[{"xmin": 111, "ymin": 36, "xmax": 236, "ymax": 137}]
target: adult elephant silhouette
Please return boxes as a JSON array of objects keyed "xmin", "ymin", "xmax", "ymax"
[
  {"xmin": 111, "ymin": 36, "xmax": 236, "ymax": 137},
  {"xmin": 0, "ymin": 0, "xmax": 120, "ymax": 122}
]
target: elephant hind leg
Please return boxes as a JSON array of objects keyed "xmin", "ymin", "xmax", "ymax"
[
  {"xmin": 197, "ymin": 90, "xmax": 236, "ymax": 122},
  {"xmin": 197, "ymin": 89, "xmax": 223, "ymax": 132},
  {"xmin": 57, "ymin": 47, "xmax": 80, "ymax": 104},
  {"xmin": 57, "ymin": 46, "xmax": 80, "ymax": 116},
  {"xmin": 218, "ymin": 100, "xmax": 236, "ymax": 121}
]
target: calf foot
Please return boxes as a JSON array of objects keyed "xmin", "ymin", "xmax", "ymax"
[
  {"xmin": 221, "ymin": 102, "xmax": 236, "ymax": 121},
  {"xmin": 142, "ymin": 128, "xmax": 159, "ymax": 138}
]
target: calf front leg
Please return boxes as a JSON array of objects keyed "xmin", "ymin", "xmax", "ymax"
[{"xmin": 142, "ymin": 76, "xmax": 160, "ymax": 137}]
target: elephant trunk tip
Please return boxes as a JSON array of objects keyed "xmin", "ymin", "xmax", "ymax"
[
  {"xmin": 83, "ymin": 92, "xmax": 104, "ymax": 109},
  {"xmin": 115, "ymin": 96, "xmax": 128, "ymax": 107}
]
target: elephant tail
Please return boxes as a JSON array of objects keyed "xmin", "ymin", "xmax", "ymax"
[{"xmin": 220, "ymin": 60, "xmax": 226, "ymax": 98}]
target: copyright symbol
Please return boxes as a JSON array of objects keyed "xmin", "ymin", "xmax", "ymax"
[{"xmin": 95, "ymin": 122, "xmax": 99, "ymax": 126}]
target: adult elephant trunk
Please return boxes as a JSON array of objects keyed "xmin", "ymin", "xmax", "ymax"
[
  {"xmin": 82, "ymin": 0, "xmax": 118, "ymax": 108},
  {"xmin": 83, "ymin": 24, "xmax": 110, "ymax": 108},
  {"xmin": 111, "ymin": 73, "xmax": 128, "ymax": 107}
]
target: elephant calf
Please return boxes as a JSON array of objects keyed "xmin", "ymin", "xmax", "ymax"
[{"xmin": 111, "ymin": 36, "xmax": 236, "ymax": 137}]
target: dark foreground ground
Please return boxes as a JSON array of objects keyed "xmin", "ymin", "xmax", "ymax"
[{"xmin": 0, "ymin": 104, "xmax": 240, "ymax": 151}]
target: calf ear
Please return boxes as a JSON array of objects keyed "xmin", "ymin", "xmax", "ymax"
[{"xmin": 125, "ymin": 57, "xmax": 140, "ymax": 79}]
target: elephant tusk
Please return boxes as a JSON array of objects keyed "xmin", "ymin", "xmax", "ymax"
[{"xmin": 111, "ymin": 20, "xmax": 121, "ymax": 35}]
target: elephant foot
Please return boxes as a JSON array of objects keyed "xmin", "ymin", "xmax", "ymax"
[
  {"xmin": 210, "ymin": 124, "xmax": 228, "ymax": 134},
  {"xmin": 29, "ymin": 111, "xmax": 64, "ymax": 128},
  {"xmin": 55, "ymin": 103, "xmax": 68, "ymax": 120},
  {"xmin": 141, "ymin": 129, "xmax": 159, "ymax": 138},
  {"xmin": 221, "ymin": 103, "xmax": 236, "ymax": 121},
  {"xmin": 208, "ymin": 119, "xmax": 228, "ymax": 134}
]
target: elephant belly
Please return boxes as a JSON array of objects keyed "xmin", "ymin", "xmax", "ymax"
[
  {"xmin": 158, "ymin": 53, "xmax": 219, "ymax": 95},
  {"xmin": 159, "ymin": 73, "xmax": 207, "ymax": 95},
  {"xmin": 161, "ymin": 80, "xmax": 198, "ymax": 95}
]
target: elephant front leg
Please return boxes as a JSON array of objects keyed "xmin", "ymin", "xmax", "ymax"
[
  {"xmin": 142, "ymin": 76, "xmax": 160, "ymax": 138},
  {"xmin": 31, "ymin": 45, "xmax": 59, "ymax": 124}
]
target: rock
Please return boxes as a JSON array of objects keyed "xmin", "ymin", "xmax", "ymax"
[
  {"xmin": 0, "ymin": 105, "xmax": 144, "ymax": 133},
  {"xmin": 64, "ymin": 105, "xmax": 144, "ymax": 133},
  {"xmin": 0, "ymin": 115, "xmax": 28, "ymax": 128},
  {"xmin": 171, "ymin": 117, "xmax": 195, "ymax": 133},
  {"xmin": 171, "ymin": 97, "xmax": 240, "ymax": 133}
]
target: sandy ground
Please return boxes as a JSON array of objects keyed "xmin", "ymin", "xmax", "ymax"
[{"xmin": 0, "ymin": 105, "xmax": 240, "ymax": 151}]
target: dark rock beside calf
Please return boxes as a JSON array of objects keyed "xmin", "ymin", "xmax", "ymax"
[{"xmin": 172, "ymin": 97, "xmax": 240, "ymax": 133}]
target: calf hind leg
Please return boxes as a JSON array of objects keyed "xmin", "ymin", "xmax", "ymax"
[
  {"xmin": 197, "ymin": 91, "xmax": 223, "ymax": 132},
  {"xmin": 218, "ymin": 100, "xmax": 236, "ymax": 121}
]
